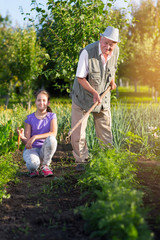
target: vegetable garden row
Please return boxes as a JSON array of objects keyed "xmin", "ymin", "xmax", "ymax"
[{"xmin": 0, "ymin": 101, "xmax": 159, "ymax": 239}]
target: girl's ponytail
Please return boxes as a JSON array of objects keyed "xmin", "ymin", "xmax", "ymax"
[{"xmin": 47, "ymin": 106, "xmax": 52, "ymax": 112}]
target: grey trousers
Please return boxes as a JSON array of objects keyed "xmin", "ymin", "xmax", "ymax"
[
  {"xmin": 71, "ymin": 101, "xmax": 112, "ymax": 163},
  {"xmin": 23, "ymin": 136, "xmax": 57, "ymax": 172}
]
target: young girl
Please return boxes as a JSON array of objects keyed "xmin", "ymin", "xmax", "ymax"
[{"xmin": 17, "ymin": 89, "xmax": 57, "ymax": 177}]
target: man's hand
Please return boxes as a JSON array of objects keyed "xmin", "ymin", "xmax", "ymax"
[
  {"xmin": 77, "ymin": 77, "xmax": 102, "ymax": 105},
  {"xmin": 110, "ymin": 79, "xmax": 117, "ymax": 90},
  {"xmin": 93, "ymin": 91, "xmax": 101, "ymax": 104}
]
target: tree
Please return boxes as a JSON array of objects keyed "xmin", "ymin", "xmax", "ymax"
[
  {"xmin": 0, "ymin": 27, "xmax": 49, "ymax": 108},
  {"xmin": 121, "ymin": 0, "xmax": 160, "ymax": 97},
  {"xmin": 26, "ymin": 0, "xmax": 130, "ymax": 94}
]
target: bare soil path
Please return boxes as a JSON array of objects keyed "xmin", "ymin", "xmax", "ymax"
[
  {"xmin": 136, "ymin": 159, "xmax": 160, "ymax": 240},
  {"xmin": 0, "ymin": 145, "xmax": 160, "ymax": 240}
]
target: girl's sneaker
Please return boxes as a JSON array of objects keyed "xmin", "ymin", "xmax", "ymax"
[
  {"xmin": 41, "ymin": 166, "xmax": 53, "ymax": 177},
  {"xmin": 29, "ymin": 170, "xmax": 39, "ymax": 177}
]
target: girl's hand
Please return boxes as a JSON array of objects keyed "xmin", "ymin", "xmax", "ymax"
[
  {"xmin": 17, "ymin": 128, "xmax": 24, "ymax": 150},
  {"xmin": 25, "ymin": 136, "xmax": 36, "ymax": 149},
  {"xmin": 17, "ymin": 128, "xmax": 25, "ymax": 139}
]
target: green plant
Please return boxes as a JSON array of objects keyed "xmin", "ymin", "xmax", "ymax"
[
  {"xmin": 123, "ymin": 131, "xmax": 144, "ymax": 153},
  {"xmin": 111, "ymin": 103, "xmax": 131, "ymax": 150},
  {"xmin": 0, "ymin": 153, "xmax": 19, "ymax": 203},
  {"xmin": 1, "ymin": 101, "xmax": 160, "ymax": 159},
  {"xmin": 0, "ymin": 120, "xmax": 18, "ymax": 154},
  {"xmin": 77, "ymin": 146, "xmax": 153, "ymax": 239},
  {"xmin": 146, "ymin": 127, "xmax": 160, "ymax": 159}
]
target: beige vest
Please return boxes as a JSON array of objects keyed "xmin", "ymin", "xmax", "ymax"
[{"xmin": 72, "ymin": 41, "xmax": 119, "ymax": 112}]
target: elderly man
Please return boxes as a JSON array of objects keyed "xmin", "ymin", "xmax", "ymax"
[{"xmin": 71, "ymin": 26, "xmax": 120, "ymax": 168}]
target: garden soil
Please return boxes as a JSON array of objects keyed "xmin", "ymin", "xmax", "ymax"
[{"xmin": 0, "ymin": 144, "xmax": 160, "ymax": 240}]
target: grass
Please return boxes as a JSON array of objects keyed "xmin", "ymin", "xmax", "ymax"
[
  {"xmin": 117, "ymin": 85, "xmax": 151, "ymax": 93},
  {"xmin": 113, "ymin": 85, "xmax": 160, "ymax": 103},
  {"xmin": 0, "ymin": 96, "xmax": 72, "ymax": 109},
  {"xmin": 0, "ymin": 85, "xmax": 158, "ymax": 107}
]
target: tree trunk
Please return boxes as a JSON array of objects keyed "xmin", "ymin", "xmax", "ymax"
[
  {"xmin": 126, "ymin": 81, "xmax": 129, "ymax": 88},
  {"xmin": 27, "ymin": 100, "xmax": 31, "ymax": 110},
  {"xmin": 152, "ymin": 87, "xmax": 155, "ymax": 100},
  {"xmin": 134, "ymin": 79, "xmax": 137, "ymax": 93},
  {"xmin": 5, "ymin": 82, "xmax": 12, "ymax": 108},
  {"xmin": 5, "ymin": 80, "xmax": 19, "ymax": 108},
  {"xmin": 5, "ymin": 95, "xmax": 10, "ymax": 108},
  {"xmin": 155, "ymin": 90, "xmax": 158, "ymax": 103},
  {"xmin": 119, "ymin": 78, "xmax": 123, "ymax": 86},
  {"xmin": 116, "ymin": 82, "xmax": 119, "ymax": 98}
]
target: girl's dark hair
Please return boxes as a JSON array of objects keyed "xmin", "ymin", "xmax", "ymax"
[{"xmin": 35, "ymin": 89, "xmax": 52, "ymax": 112}]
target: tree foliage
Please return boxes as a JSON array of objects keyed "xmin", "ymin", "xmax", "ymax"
[
  {"xmin": 120, "ymin": 0, "xmax": 160, "ymax": 95},
  {"xmin": 0, "ymin": 0, "xmax": 132, "ymax": 102},
  {"xmin": 28, "ymin": 0, "xmax": 130, "ymax": 93},
  {"xmin": 0, "ymin": 25, "xmax": 49, "ymax": 107}
]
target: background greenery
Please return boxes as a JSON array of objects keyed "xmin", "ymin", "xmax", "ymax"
[
  {"xmin": 0, "ymin": 1, "xmax": 159, "ymax": 238},
  {"xmin": 1, "ymin": 0, "xmax": 160, "ymax": 107}
]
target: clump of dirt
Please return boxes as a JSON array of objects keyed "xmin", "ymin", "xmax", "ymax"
[{"xmin": 0, "ymin": 144, "xmax": 160, "ymax": 240}]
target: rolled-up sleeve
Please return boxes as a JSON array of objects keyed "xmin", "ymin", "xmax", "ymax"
[{"xmin": 76, "ymin": 49, "xmax": 89, "ymax": 78}]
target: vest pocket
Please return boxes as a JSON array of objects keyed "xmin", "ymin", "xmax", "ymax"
[
  {"xmin": 107, "ymin": 66, "xmax": 115, "ymax": 76},
  {"xmin": 90, "ymin": 72, "xmax": 101, "ymax": 86}
]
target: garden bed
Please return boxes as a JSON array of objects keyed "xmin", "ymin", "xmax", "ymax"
[{"xmin": 0, "ymin": 144, "xmax": 159, "ymax": 240}]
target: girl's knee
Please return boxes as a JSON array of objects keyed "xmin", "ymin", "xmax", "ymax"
[
  {"xmin": 26, "ymin": 161, "xmax": 40, "ymax": 172},
  {"xmin": 26, "ymin": 157, "xmax": 40, "ymax": 171},
  {"xmin": 23, "ymin": 149, "xmax": 40, "ymax": 171},
  {"xmin": 46, "ymin": 136, "xmax": 57, "ymax": 147}
]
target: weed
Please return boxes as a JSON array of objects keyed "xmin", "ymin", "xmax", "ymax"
[
  {"xmin": 36, "ymin": 200, "xmax": 41, "ymax": 207},
  {"xmin": 62, "ymin": 222, "xmax": 67, "ymax": 232},
  {"xmin": 18, "ymin": 225, "xmax": 30, "ymax": 234}
]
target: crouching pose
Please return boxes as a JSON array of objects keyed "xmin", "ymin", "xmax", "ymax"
[{"xmin": 17, "ymin": 89, "xmax": 57, "ymax": 177}]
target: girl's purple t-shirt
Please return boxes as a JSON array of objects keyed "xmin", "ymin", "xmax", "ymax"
[{"xmin": 24, "ymin": 112, "xmax": 57, "ymax": 148}]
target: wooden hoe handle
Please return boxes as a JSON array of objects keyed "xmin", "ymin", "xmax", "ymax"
[{"xmin": 66, "ymin": 86, "xmax": 111, "ymax": 141}]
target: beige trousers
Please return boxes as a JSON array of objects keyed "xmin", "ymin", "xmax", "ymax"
[{"xmin": 71, "ymin": 101, "xmax": 112, "ymax": 163}]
